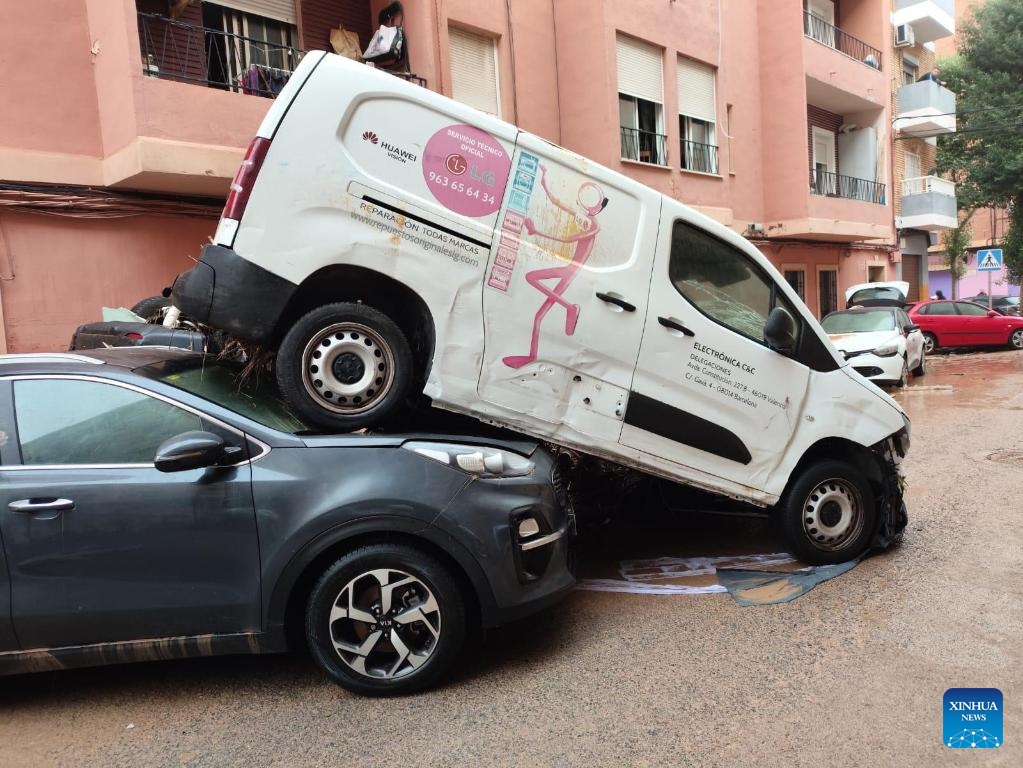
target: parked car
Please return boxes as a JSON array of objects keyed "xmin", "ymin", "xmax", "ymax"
[
  {"xmin": 908, "ymin": 300, "xmax": 1023, "ymax": 353},
  {"xmin": 845, "ymin": 281, "xmax": 911, "ymax": 309},
  {"xmin": 0, "ymin": 348, "xmax": 573, "ymax": 695},
  {"xmin": 961, "ymin": 295, "xmax": 1020, "ymax": 317},
  {"xmin": 168, "ymin": 51, "xmax": 910, "ymax": 565},
  {"xmin": 821, "ymin": 307, "xmax": 926, "ymax": 387}
]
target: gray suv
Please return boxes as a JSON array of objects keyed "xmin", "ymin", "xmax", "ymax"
[{"xmin": 0, "ymin": 348, "xmax": 573, "ymax": 695}]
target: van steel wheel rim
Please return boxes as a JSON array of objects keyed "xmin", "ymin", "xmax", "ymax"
[
  {"xmin": 302, "ymin": 322, "xmax": 395, "ymax": 414},
  {"xmin": 327, "ymin": 568, "xmax": 441, "ymax": 679},
  {"xmin": 801, "ymin": 478, "xmax": 864, "ymax": 552}
]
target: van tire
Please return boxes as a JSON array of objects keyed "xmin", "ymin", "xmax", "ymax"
[
  {"xmin": 277, "ymin": 302, "xmax": 413, "ymax": 432},
  {"xmin": 776, "ymin": 461, "xmax": 876, "ymax": 565}
]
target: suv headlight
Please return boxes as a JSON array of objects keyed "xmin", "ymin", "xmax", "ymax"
[
  {"xmin": 402, "ymin": 441, "xmax": 535, "ymax": 478},
  {"xmin": 873, "ymin": 339, "xmax": 900, "ymax": 357}
]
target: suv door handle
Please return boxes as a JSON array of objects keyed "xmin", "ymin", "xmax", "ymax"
[
  {"xmin": 9, "ymin": 498, "xmax": 75, "ymax": 513},
  {"xmin": 657, "ymin": 316, "xmax": 696, "ymax": 337},
  {"xmin": 595, "ymin": 292, "xmax": 636, "ymax": 312}
]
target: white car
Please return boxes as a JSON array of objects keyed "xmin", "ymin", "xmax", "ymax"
[{"xmin": 822, "ymin": 306, "xmax": 926, "ymax": 387}]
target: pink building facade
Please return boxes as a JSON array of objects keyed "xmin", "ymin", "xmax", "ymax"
[{"xmin": 0, "ymin": 0, "xmax": 902, "ymax": 352}]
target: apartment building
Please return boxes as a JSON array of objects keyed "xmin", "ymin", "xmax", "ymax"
[{"xmin": 0, "ymin": 0, "xmax": 900, "ymax": 352}]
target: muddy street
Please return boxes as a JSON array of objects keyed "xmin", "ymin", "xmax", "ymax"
[{"xmin": 1, "ymin": 351, "xmax": 1020, "ymax": 768}]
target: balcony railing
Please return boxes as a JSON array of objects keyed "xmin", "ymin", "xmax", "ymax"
[
  {"xmin": 803, "ymin": 12, "xmax": 882, "ymax": 70},
  {"xmin": 137, "ymin": 12, "xmax": 304, "ymax": 98},
  {"xmin": 680, "ymin": 140, "xmax": 719, "ymax": 174},
  {"xmin": 901, "ymin": 175, "xmax": 955, "ymax": 197},
  {"xmin": 811, "ymin": 169, "xmax": 886, "ymax": 204},
  {"xmin": 620, "ymin": 127, "xmax": 668, "ymax": 166}
]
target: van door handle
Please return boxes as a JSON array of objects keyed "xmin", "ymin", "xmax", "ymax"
[
  {"xmin": 657, "ymin": 316, "xmax": 696, "ymax": 337},
  {"xmin": 595, "ymin": 292, "xmax": 636, "ymax": 312},
  {"xmin": 8, "ymin": 498, "xmax": 75, "ymax": 513}
]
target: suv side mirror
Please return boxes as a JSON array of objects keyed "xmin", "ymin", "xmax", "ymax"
[
  {"xmin": 764, "ymin": 306, "xmax": 797, "ymax": 355},
  {"xmin": 155, "ymin": 430, "xmax": 233, "ymax": 473}
]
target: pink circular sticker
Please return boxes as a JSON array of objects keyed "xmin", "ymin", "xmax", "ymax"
[{"xmin": 422, "ymin": 124, "xmax": 511, "ymax": 217}]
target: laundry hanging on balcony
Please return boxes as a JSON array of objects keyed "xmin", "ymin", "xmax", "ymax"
[{"xmin": 240, "ymin": 63, "xmax": 292, "ymax": 97}]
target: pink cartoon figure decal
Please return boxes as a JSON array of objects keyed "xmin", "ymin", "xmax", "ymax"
[{"xmin": 502, "ymin": 165, "xmax": 609, "ymax": 369}]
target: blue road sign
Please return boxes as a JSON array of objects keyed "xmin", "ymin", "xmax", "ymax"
[{"xmin": 977, "ymin": 249, "xmax": 1003, "ymax": 272}]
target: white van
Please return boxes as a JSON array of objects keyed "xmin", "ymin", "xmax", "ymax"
[{"xmin": 171, "ymin": 51, "xmax": 909, "ymax": 564}]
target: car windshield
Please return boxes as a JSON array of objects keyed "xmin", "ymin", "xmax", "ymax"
[
  {"xmin": 849, "ymin": 287, "xmax": 904, "ymax": 304},
  {"xmin": 149, "ymin": 360, "xmax": 312, "ymax": 433},
  {"xmin": 822, "ymin": 311, "xmax": 896, "ymax": 333}
]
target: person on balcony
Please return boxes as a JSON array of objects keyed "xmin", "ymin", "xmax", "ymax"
[{"xmin": 917, "ymin": 67, "xmax": 946, "ymax": 86}]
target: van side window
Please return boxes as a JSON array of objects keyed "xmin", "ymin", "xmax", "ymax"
[{"xmin": 668, "ymin": 220, "xmax": 797, "ymax": 342}]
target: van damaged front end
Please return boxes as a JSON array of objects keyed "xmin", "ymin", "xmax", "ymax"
[{"xmin": 871, "ymin": 419, "xmax": 910, "ymax": 550}]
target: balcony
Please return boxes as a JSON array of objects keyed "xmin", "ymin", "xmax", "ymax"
[
  {"xmin": 896, "ymin": 80, "xmax": 956, "ymax": 137},
  {"xmin": 897, "ymin": 175, "xmax": 957, "ymax": 231},
  {"xmin": 893, "ymin": 0, "xmax": 955, "ymax": 44},
  {"xmin": 811, "ymin": 170, "xmax": 886, "ymax": 205},
  {"xmin": 620, "ymin": 127, "xmax": 668, "ymax": 166},
  {"xmin": 803, "ymin": 12, "xmax": 881, "ymax": 70},
  {"xmin": 680, "ymin": 140, "xmax": 719, "ymax": 174},
  {"xmin": 137, "ymin": 12, "xmax": 304, "ymax": 98}
]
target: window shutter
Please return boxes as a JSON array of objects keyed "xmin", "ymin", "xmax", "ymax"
[
  {"xmin": 616, "ymin": 34, "xmax": 663, "ymax": 104},
  {"xmin": 677, "ymin": 58, "xmax": 716, "ymax": 123},
  {"xmin": 212, "ymin": 1, "xmax": 297, "ymax": 25},
  {"xmin": 449, "ymin": 27, "xmax": 500, "ymax": 115}
]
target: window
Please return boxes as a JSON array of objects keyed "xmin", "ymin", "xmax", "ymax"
[
  {"xmin": 669, "ymin": 221, "xmax": 798, "ymax": 342},
  {"xmin": 677, "ymin": 58, "xmax": 718, "ymax": 174},
  {"xmin": 904, "ymin": 151, "xmax": 921, "ymax": 181},
  {"xmin": 868, "ymin": 265, "xmax": 885, "ymax": 283},
  {"xmin": 805, "ymin": 0, "xmax": 836, "ymax": 47},
  {"xmin": 204, "ymin": 1, "xmax": 300, "ymax": 89},
  {"xmin": 901, "ymin": 54, "xmax": 919, "ymax": 86},
  {"xmin": 617, "ymin": 34, "xmax": 666, "ymax": 165},
  {"xmin": 784, "ymin": 269, "xmax": 806, "ymax": 301},
  {"xmin": 14, "ymin": 379, "xmax": 206, "ymax": 466},
  {"xmin": 919, "ymin": 301, "xmax": 955, "ymax": 315},
  {"xmin": 818, "ymin": 269, "xmax": 838, "ymax": 316},
  {"xmin": 811, "ymin": 127, "xmax": 837, "ymax": 195},
  {"xmin": 956, "ymin": 302, "xmax": 989, "ymax": 316},
  {"xmin": 448, "ymin": 26, "xmax": 500, "ymax": 115}
]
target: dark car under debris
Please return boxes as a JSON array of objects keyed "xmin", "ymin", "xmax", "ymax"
[{"xmin": 0, "ymin": 348, "xmax": 573, "ymax": 695}]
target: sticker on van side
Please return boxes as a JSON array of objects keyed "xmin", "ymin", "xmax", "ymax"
[{"xmin": 422, "ymin": 124, "xmax": 511, "ymax": 217}]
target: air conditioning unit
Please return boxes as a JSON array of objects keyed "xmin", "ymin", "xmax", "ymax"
[{"xmin": 894, "ymin": 24, "xmax": 915, "ymax": 48}]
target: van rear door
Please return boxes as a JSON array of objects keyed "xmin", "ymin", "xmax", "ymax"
[{"xmin": 619, "ymin": 211, "xmax": 811, "ymax": 493}]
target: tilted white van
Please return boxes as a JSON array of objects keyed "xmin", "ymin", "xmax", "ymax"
[{"xmin": 171, "ymin": 51, "xmax": 910, "ymax": 564}]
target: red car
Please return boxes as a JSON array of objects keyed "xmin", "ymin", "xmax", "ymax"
[{"xmin": 908, "ymin": 299, "xmax": 1023, "ymax": 354}]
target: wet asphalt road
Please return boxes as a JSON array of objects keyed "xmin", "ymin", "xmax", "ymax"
[{"xmin": 1, "ymin": 350, "xmax": 1021, "ymax": 767}]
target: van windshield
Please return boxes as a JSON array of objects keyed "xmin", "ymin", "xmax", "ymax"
[{"xmin": 821, "ymin": 311, "xmax": 896, "ymax": 334}]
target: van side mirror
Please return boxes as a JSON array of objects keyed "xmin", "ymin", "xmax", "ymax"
[{"xmin": 764, "ymin": 306, "xmax": 797, "ymax": 355}]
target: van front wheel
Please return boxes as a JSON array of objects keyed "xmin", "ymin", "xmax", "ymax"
[
  {"xmin": 776, "ymin": 461, "xmax": 876, "ymax": 565},
  {"xmin": 277, "ymin": 303, "xmax": 413, "ymax": 432}
]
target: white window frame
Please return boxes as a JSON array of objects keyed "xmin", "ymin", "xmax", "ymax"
[{"xmin": 617, "ymin": 34, "xmax": 666, "ymax": 166}]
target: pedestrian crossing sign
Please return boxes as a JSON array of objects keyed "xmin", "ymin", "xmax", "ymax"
[{"xmin": 977, "ymin": 249, "xmax": 1003, "ymax": 271}]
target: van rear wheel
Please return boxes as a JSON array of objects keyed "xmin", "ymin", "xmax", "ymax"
[
  {"xmin": 776, "ymin": 460, "xmax": 876, "ymax": 565},
  {"xmin": 277, "ymin": 302, "xmax": 413, "ymax": 432}
]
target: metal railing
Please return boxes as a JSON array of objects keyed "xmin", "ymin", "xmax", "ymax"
[
  {"xmin": 803, "ymin": 12, "xmax": 881, "ymax": 70},
  {"xmin": 680, "ymin": 140, "xmax": 719, "ymax": 174},
  {"xmin": 901, "ymin": 175, "xmax": 955, "ymax": 197},
  {"xmin": 810, "ymin": 169, "xmax": 886, "ymax": 204},
  {"xmin": 620, "ymin": 126, "xmax": 668, "ymax": 166},
  {"xmin": 137, "ymin": 12, "xmax": 304, "ymax": 98}
]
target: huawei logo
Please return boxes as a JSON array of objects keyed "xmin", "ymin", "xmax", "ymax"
[{"xmin": 362, "ymin": 131, "xmax": 379, "ymax": 144}]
